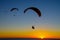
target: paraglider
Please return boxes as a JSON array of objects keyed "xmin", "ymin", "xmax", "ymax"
[
  {"xmin": 32, "ymin": 26, "xmax": 35, "ymax": 29},
  {"xmin": 10, "ymin": 8, "xmax": 19, "ymax": 16},
  {"xmin": 24, "ymin": 7, "xmax": 42, "ymax": 29},
  {"xmin": 24, "ymin": 7, "xmax": 41, "ymax": 17}
]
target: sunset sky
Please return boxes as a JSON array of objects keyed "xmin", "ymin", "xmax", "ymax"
[{"xmin": 0, "ymin": 0, "xmax": 60, "ymax": 38}]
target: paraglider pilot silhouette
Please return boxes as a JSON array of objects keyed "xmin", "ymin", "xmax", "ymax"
[{"xmin": 24, "ymin": 7, "xmax": 41, "ymax": 29}]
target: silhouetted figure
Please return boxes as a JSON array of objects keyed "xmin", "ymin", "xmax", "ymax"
[
  {"xmin": 32, "ymin": 26, "xmax": 35, "ymax": 29},
  {"xmin": 13, "ymin": 15, "xmax": 15, "ymax": 16}
]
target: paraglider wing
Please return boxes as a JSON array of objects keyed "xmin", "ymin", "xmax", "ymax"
[
  {"xmin": 10, "ymin": 8, "xmax": 19, "ymax": 11},
  {"xmin": 24, "ymin": 7, "xmax": 41, "ymax": 17}
]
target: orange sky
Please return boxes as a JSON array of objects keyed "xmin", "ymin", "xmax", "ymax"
[{"xmin": 0, "ymin": 29, "xmax": 60, "ymax": 38}]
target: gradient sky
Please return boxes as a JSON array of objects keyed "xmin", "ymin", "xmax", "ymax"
[{"xmin": 0, "ymin": 0, "xmax": 60, "ymax": 38}]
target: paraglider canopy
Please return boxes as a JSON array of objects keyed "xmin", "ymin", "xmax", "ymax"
[
  {"xmin": 32, "ymin": 26, "xmax": 35, "ymax": 29},
  {"xmin": 10, "ymin": 8, "xmax": 19, "ymax": 11},
  {"xmin": 24, "ymin": 7, "xmax": 41, "ymax": 17}
]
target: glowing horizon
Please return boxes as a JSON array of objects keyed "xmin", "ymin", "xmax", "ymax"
[{"xmin": 0, "ymin": 28, "xmax": 60, "ymax": 38}]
